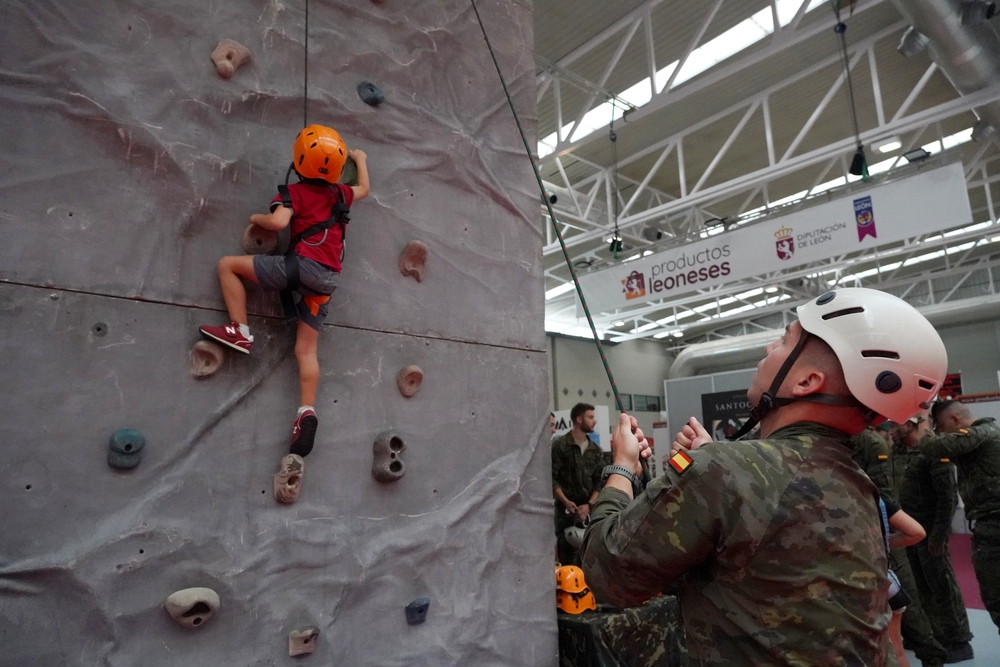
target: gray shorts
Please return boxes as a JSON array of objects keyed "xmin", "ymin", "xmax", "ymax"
[{"xmin": 253, "ymin": 255, "xmax": 340, "ymax": 331}]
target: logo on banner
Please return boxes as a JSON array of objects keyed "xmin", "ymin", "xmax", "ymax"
[
  {"xmin": 621, "ymin": 271, "xmax": 646, "ymax": 299},
  {"xmin": 854, "ymin": 195, "xmax": 877, "ymax": 241},
  {"xmin": 774, "ymin": 226, "xmax": 795, "ymax": 260}
]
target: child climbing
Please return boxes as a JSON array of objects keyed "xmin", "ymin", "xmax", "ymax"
[{"xmin": 199, "ymin": 125, "xmax": 369, "ymax": 501}]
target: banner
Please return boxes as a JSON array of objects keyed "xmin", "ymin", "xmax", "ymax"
[
  {"xmin": 577, "ymin": 163, "xmax": 973, "ymax": 314},
  {"xmin": 701, "ymin": 389, "xmax": 757, "ymax": 441}
]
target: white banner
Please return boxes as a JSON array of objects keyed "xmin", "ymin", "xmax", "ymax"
[{"xmin": 577, "ymin": 163, "xmax": 973, "ymax": 314}]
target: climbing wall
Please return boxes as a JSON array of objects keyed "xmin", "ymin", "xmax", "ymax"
[{"xmin": 0, "ymin": 1, "xmax": 555, "ymax": 664}]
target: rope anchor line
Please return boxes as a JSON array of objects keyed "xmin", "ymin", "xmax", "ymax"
[{"xmin": 470, "ymin": 0, "xmax": 625, "ymax": 414}]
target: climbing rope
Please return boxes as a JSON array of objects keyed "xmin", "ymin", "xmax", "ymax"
[
  {"xmin": 470, "ymin": 0, "xmax": 625, "ymax": 414},
  {"xmin": 303, "ymin": 0, "xmax": 310, "ymax": 127}
]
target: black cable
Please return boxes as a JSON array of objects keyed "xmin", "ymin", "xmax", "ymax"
[{"xmin": 470, "ymin": 0, "xmax": 625, "ymax": 414}]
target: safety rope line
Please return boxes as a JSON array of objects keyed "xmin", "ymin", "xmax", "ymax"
[
  {"xmin": 303, "ymin": 0, "xmax": 310, "ymax": 127},
  {"xmin": 470, "ymin": 0, "xmax": 625, "ymax": 414}
]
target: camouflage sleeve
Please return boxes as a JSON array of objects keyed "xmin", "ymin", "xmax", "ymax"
[
  {"xmin": 928, "ymin": 459, "xmax": 958, "ymax": 546},
  {"xmin": 860, "ymin": 434, "xmax": 894, "ymax": 499},
  {"xmin": 551, "ymin": 443, "xmax": 565, "ymax": 492},
  {"xmin": 580, "ymin": 452, "xmax": 737, "ymax": 609},
  {"xmin": 925, "ymin": 427, "xmax": 990, "ymax": 458}
]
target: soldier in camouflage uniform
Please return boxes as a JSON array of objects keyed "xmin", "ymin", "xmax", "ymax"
[
  {"xmin": 898, "ymin": 412, "xmax": 972, "ymax": 662},
  {"xmin": 927, "ymin": 399, "xmax": 1000, "ymax": 637},
  {"xmin": 581, "ymin": 288, "xmax": 947, "ymax": 666},
  {"xmin": 552, "ymin": 402, "xmax": 606, "ymax": 566},
  {"xmin": 853, "ymin": 426, "xmax": 948, "ymax": 667}
]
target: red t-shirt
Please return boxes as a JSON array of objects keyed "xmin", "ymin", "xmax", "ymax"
[{"xmin": 270, "ymin": 182, "xmax": 355, "ymax": 272}]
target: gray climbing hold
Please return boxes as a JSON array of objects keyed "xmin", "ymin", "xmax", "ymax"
[
  {"xmin": 288, "ymin": 626, "xmax": 320, "ymax": 656},
  {"xmin": 396, "ymin": 365, "xmax": 423, "ymax": 398},
  {"xmin": 108, "ymin": 428, "xmax": 145, "ymax": 470},
  {"xmin": 341, "ymin": 155, "xmax": 358, "ymax": 187},
  {"xmin": 189, "ymin": 340, "xmax": 225, "ymax": 379},
  {"xmin": 405, "ymin": 597, "xmax": 430, "ymax": 625},
  {"xmin": 357, "ymin": 81, "xmax": 384, "ymax": 106},
  {"xmin": 164, "ymin": 587, "xmax": 220, "ymax": 628},
  {"xmin": 372, "ymin": 431, "xmax": 406, "ymax": 483},
  {"xmin": 242, "ymin": 224, "xmax": 278, "ymax": 255}
]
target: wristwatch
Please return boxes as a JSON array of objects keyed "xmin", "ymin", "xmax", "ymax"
[{"xmin": 601, "ymin": 464, "xmax": 641, "ymax": 495}]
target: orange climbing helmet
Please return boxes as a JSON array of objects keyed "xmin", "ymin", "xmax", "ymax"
[
  {"xmin": 555, "ymin": 565, "xmax": 588, "ymax": 594},
  {"xmin": 292, "ymin": 125, "xmax": 348, "ymax": 183},
  {"xmin": 557, "ymin": 589, "xmax": 597, "ymax": 614}
]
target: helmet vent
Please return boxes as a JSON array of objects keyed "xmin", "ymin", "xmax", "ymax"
[
  {"xmin": 918, "ymin": 380, "xmax": 935, "ymax": 390},
  {"xmin": 310, "ymin": 141, "xmax": 318, "ymax": 149},
  {"xmin": 821, "ymin": 306, "xmax": 865, "ymax": 320},
  {"xmin": 861, "ymin": 350, "xmax": 900, "ymax": 359}
]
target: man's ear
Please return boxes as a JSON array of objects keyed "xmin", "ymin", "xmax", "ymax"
[{"xmin": 790, "ymin": 369, "xmax": 826, "ymax": 397}]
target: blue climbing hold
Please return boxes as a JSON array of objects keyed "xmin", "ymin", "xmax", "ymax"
[
  {"xmin": 108, "ymin": 428, "xmax": 145, "ymax": 470},
  {"xmin": 358, "ymin": 81, "xmax": 384, "ymax": 107},
  {"xmin": 405, "ymin": 597, "xmax": 430, "ymax": 625}
]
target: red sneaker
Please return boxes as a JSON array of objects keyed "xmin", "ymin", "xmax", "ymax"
[
  {"xmin": 291, "ymin": 409, "xmax": 318, "ymax": 457},
  {"xmin": 199, "ymin": 322, "xmax": 253, "ymax": 354}
]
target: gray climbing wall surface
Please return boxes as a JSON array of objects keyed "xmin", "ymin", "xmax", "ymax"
[{"xmin": 0, "ymin": 1, "xmax": 556, "ymax": 664}]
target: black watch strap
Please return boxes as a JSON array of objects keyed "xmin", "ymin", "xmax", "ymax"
[{"xmin": 602, "ymin": 464, "xmax": 640, "ymax": 494}]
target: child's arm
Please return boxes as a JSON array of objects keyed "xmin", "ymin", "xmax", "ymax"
[
  {"xmin": 349, "ymin": 149, "xmax": 370, "ymax": 201},
  {"xmin": 888, "ymin": 508, "xmax": 926, "ymax": 548},
  {"xmin": 250, "ymin": 205, "xmax": 292, "ymax": 231}
]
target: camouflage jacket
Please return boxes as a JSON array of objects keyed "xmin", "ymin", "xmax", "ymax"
[
  {"xmin": 897, "ymin": 440, "xmax": 957, "ymax": 546},
  {"xmin": 581, "ymin": 422, "xmax": 890, "ymax": 666},
  {"xmin": 551, "ymin": 432, "xmax": 606, "ymax": 505},
  {"xmin": 851, "ymin": 427, "xmax": 895, "ymax": 500},
  {"xmin": 924, "ymin": 418, "xmax": 1000, "ymax": 521}
]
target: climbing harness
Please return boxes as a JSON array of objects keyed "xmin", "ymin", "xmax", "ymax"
[
  {"xmin": 471, "ymin": 0, "xmax": 625, "ymax": 413},
  {"xmin": 277, "ymin": 163, "xmax": 351, "ymax": 318}
]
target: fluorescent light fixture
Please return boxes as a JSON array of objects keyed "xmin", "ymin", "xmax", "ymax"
[
  {"xmin": 902, "ymin": 148, "xmax": 931, "ymax": 162},
  {"xmin": 653, "ymin": 331, "xmax": 671, "ymax": 339},
  {"xmin": 765, "ymin": 286, "xmax": 778, "ymax": 293},
  {"xmin": 545, "ymin": 283, "xmax": 575, "ymax": 300},
  {"xmin": 613, "ymin": 321, "xmax": 625, "ymax": 327},
  {"xmin": 642, "ymin": 250, "xmax": 654, "ymax": 256},
  {"xmin": 673, "ymin": 331, "xmax": 684, "ymax": 338},
  {"xmin": 875, "ymin": 139, "xmax": 902, "ymax": 153}
]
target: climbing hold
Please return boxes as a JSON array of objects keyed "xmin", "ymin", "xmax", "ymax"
[
  {"xmin": 340, "ymin": 155, "xmax": 358, "ymax": 187},
  {"xmin": 242, "ymin": 224, "xmax": 279, "ymax": 255},
  {"xmin": 211, "ymin": 39, "xmax": 251, "ymax": 79},
  {"xmin": 164, "ymin": 587, "xmax": 220, "ymax": 629},
  {"xmin": 405, "ymin": 597, "xmax": 430, "ymax": 625},
  {"xmin": 357, "ymin": 81, "xmax": 384, "ymax": 106},
  {"xmin": 372, "ymin": 432, "xmax": 406, "ymax": 483},
  {"xmin": 288, "ymin": 626, "xmax": 320, "ymax": 656},
  {"xmin": 274, "ymin": 454, "xmax": 305, "ymax": 504},
  {"xmin": 396, "ymin": 365, "xmax": 423, "ymax": 398},
  {"xmin": 92, "ymin": 322, "xmax": 108, "ymax": 337},
  {"xmin": 398, "ymin": 241, "xmax": 428, "ymax": 282},
  {"xmin": 108, "ymin": 428, "xmax": 145, "ymax": 470},
  {"xmin": 189, "ymin": 340, "xmax": 225, "ymax": 379}
]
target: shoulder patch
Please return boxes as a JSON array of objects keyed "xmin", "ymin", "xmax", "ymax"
[
  {"xmin": 877, "ymin": 454, "xmax": 888, "ymax": 460},
  {"xmin": 669, "ymin": 450, "xmax": 694, "ymax": 475},
  {"xmin": 940, "ymin": 458, "xmax": 951, "ymax": 463},
  {"xmin": 960, "ymin": 429, "xmax": 969, "ymax": 434}
]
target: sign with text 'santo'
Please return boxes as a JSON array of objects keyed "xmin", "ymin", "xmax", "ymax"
[{"xmin": 577, "ymin": 163, "xmax": 973, "ymax": 315}]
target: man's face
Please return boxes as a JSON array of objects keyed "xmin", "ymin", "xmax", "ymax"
[
  {"xmin": 748, "ymin": 321, "xmax": 804, "ymax": 405},
  {"xmin": 548, "ymin": 415, "xmax": 556, "ymax": 434},
  {"xmin": 578, "ymin": 410, "xmax": 596, "ymax": 434}
]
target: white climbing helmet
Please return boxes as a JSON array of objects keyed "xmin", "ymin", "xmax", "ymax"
[{"xmin": 796, "ymin": 287, "xmax": 947, "ymax": 424}]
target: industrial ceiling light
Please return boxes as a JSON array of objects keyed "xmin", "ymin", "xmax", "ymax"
[
  {"xmin": 849, "ymin": 145, "xmax": 869, "ymax": 177},
  {"xmin": 960, "ymin": 0, "xmax": 996, "ymax": 25},
  {"xmin": 608, "ymin": 236, "xmax": 624, "ymax": 253},
  {"xmin": 902, "ymin": 147, "xmax": 931, "ymax": 162},
  {"xmin": 898, "ymin": 26, "xmax": 930, "ymax": 56},
  {"xmin": 641, "ymin": 227, "xmax": 664, "ymax": 242},
  {"xmin": 972, "ymin": 118, "xmax": 996, "ymax": 143}
]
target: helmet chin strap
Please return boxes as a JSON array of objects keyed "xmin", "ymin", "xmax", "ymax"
[{"xmin": 729, "ymin": 331, "xmax": 867, "ymax": 441}]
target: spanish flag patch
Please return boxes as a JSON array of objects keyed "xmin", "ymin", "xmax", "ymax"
[
  {"xmin": 669, "ymin": 450, "xmax": 694, "ymax": 475},
  {"xmin": 877, "ymin": 454, "xmax": 888, "ymax": 460},
  {"xmin": 941, "ymin": 458, "xmax": 951, "ymax": 463}
]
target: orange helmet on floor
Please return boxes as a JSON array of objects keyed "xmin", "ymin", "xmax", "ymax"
[
  {"xmin": 292, "ymin": 125, "xmax": 348, "ymax": 183},
  {"xmin": 555, "ymin": 565, "xmax": 588, "ymax": 594},
  {"xmin": 557, "ymin": 588, "xmax": 597, "ymax": 614}
]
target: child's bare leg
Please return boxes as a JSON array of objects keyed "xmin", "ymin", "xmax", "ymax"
[
  {"xmin": 217, "ymin": 256, "xmax": 258, "ymax": 324},
  {"xmin": 295, "ymin": 321, "xmax": 321, "ymax": 406}
]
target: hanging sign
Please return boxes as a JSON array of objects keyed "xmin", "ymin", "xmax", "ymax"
[{"xmin": 576, "ymin": 162, "xmax": 973, "ymax": 315}]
